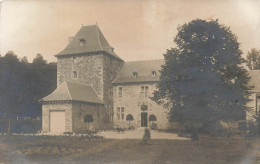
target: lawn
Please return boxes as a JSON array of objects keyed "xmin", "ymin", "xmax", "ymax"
[{"xmin": 0, "ymin": 135, "xmax": 259, "ymax": 164}]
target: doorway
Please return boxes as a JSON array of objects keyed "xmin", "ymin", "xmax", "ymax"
[{"xmin": 141, "ymin": 112, "xmax": 147, "ymax": 127}]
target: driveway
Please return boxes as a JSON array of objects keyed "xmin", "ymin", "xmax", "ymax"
[{"xmin": 97, "ymin": 129, "xmax": 189, "ymax": 140}]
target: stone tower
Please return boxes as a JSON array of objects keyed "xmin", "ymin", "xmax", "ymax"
[{"xmin": 55, "ymin": 25, "xmax": 124, "ymax": 124}]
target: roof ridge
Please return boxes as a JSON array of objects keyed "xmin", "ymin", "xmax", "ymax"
[
  {"xmin": 125, "ymin": 59, "xmax": 164, "ymax": 63},
  {"xmin": 96, "ymin": 25, "xmax": 104, "ymax": 51},
  {"xmin": 65, "ymin": 82, "xmax": 72, "ymax": 100}
]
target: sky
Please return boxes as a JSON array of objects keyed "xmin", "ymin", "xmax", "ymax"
[{"xmin": 0, "ymin": 0, "xmax": 260, "ymax": 62}]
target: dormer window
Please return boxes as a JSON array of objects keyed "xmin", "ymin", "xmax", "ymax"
[
  {"xmin": 133, "ymin": 72, "xmax": 138, "ymax": 78},
  {"xmin": 152, "ymin": 71, "xmax": 157, "ymax": 76},
  {"xmin": 107, "ymin": 46, "xmax": 114, "ymax": 53},
  {"xmin": 79, "ymin": 39, "xmax": 85, "ymax": 46}
]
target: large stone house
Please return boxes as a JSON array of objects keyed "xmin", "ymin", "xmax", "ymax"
[{"xmin": 40, "ymin": 25, "xmax": 168, "ymax": 133}]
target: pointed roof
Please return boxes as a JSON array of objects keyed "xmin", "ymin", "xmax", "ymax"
[
  {"xmin": 40, "ymin": 81, "xmax": 103, "ymax": 104},
  {"xmin": 55, "ymin": 25, "xmax": 123, "ymax": 61},
  {"xmin": 113, "ymin": 59, "xmax": 164, "ymax": 84}
]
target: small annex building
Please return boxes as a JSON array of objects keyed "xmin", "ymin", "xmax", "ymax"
[{"xmin": 41, "ymin": 81, "xmax": 104, "ymax": 133}]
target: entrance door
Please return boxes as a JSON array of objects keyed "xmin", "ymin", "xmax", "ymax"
[
  {"xmin": 50, "ymin": 111, "xmax": 65, "ymax": 133},
  {"xmin": 141, "ymin": 112, "xmax": 147, "ymax": 127}
]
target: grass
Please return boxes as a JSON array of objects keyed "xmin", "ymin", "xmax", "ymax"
[{"xmin": 0, "ymin": 135, "xmax": 259, "ymax": 164}]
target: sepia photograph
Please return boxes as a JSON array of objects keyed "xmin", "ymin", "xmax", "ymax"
[{"xmin": 0, "ymin": 0, "xmax": 260, "ymax": 163}]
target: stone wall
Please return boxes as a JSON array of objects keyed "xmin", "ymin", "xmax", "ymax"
[
  {"xmin": 42, "ymin": 103, "xmax": 73, "ymax": 133},
  {"xmin": 113, "ymin": 82, "xmax": 169, "ymax": 129},
  {"xmin": 102, "ymin": 55, "xmax": 124, "ymax": 125},
  {"xmin": 72, "ymin": 102, "xmax": 105, "ymax": 132},
  {"xmin": 57, "ymin": 53, "xmax": 104, "ymax": 99}
]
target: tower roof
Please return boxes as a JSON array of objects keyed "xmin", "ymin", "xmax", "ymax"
[{"xmin": 55, "ymin": 25, "xmax": 123, "ymax": 61}]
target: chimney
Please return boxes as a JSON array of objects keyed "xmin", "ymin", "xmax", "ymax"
[{"xmin": 68, "ymin": 37, "xmax": 74, "ymax": 43}]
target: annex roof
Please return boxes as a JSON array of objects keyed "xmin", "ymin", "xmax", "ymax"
[
  {"xmin": 55, "ymin": 25, "xmax": 123, "ymax": 61},
  {"xmin": 112, "ymin": 59, "xmax": 164, "ymax": 84},
  {"xmin": 40, "ymin": 81, "xmax": 103, "ymax": 104}
]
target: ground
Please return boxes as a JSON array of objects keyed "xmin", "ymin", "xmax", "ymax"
[{"xmin": 0, "ymin": 132, "xmax": 259, "ymax": 164}]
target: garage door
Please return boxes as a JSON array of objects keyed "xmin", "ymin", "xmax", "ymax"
[{"xmin": 50, "ymin": 111, "xmax": 65, "ymax": 133}]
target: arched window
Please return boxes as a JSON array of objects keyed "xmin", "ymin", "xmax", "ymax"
[{"xmin": 149, "ymin": 114, "xmax": 157, "ymax": 123}]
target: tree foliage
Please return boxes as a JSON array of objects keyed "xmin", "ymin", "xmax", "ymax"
[
  {"xmin": 246, "ymin": 48, "xmax": 260, "ymax": 70},
  {"xmin": 126, "ymin": 114, "xmax": 134, "ymax": 121},
  {"xmin": 0, "ymin": 52, "xmax": 57, "ymax": 118},
  {"xmin": 153, "ymin": 19, "xmax": 251, "ymax": 125}
]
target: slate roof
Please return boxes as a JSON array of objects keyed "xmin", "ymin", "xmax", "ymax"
[
  {"xmin": 55, "ymin": 25, "xmax": 123, "ymax": 61},
  {"xmin": 40, "ymin": 81, "xmax": 103, "ymax": 104},
  {"xmin": 112, "ymin": 59, "xmax": 164, "ymax": 84},
  {"xmin": 248, "ymin": 70, "xmax": 260, "ymax": 92}
]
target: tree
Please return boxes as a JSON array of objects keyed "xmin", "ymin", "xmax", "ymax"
[
  {"xmin": 21, "ymin": 56, "xmax": 28, "ymax": 63},
  {"xmin": 149, "ymin": 114, "xmax": 157, "ymax": 124},
  {"xmin": 153, "ymin": 19, "xmax": 251, "ymax": 133},
  {"xmin": 126, "ymin": 114, "xmax": 134, "ymax": 126},
  {"xmin": 0, "ymin": 52, "xmax": 57, "ymax": 118},
  {"xmin": 32, "ymin": 54, "xmax": 47, "ymax": 65},
  {"xmin": 246, "ymin": 48, "xmax": 260, "ymax": 70}
]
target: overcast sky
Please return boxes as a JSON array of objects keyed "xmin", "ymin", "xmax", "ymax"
[{"xmin": 0, "ymin": 0, "xmax": 260, "ymax": 62}]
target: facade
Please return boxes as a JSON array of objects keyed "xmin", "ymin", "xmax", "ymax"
[
  {"xmin": 40, "ymin": 25, "xmax": 168, "ymax": 133},
  {"xmin": 112, "ymin": 60, "xmax": 169, "ymax": 129}
]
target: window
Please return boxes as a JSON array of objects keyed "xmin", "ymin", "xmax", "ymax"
[
  {"xmin": 73, "ymin": 71, "xmax": 78, "ymax": 78},
  {"xmin": 73, "ymin": 56, "xmax": 76, "ymax": 65},
  {"xmin": 79, "ymin": 39, "xmax": 85, "ymax": 46},
  {"xmin": 141, "ymin": 86, "xmax": 149, "ymax": 98},
  {"xmin": 84, "ymin": 115, "xmax": 93, "ymax": 123},
  {"xmin": 145, "ymin": 86, "xmax": 149, "ymax": 97},
  {"xmin": 133, "ymin": 72, "xmax": 138, "ymax": 77},
  {"xmin": 118, "ymin": 87, "xmax": 122, "ymax": 98},
  {"xmin": 152, "ymin": 71, "xmax": 157, "ymax": 76},
  {"xmin": 110, "ymin": 87, "xmax": 113, "ymax": 98},
  {"xmin": 116, "ymin": 107, "xmax": 125, "ymax": 120}
]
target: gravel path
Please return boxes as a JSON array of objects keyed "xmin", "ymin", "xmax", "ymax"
[{"xmin": 97, "ymin": 130, "xmax": 189, "ymax": 140}]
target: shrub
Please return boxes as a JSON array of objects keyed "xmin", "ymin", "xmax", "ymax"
[
  {"xmin": 128, "ymin": 126, "xmax": 135, "ymax": 130},
  {"xmin": 190, "ymin": 127, "xmax": 199, "ymax": 141},
  {"xmin": 246, "ymin": 120, "xmax": 260, "ymax": 138},
  {"xmin": 150, "ymin": 123, "xmax": 158, "ymax": 131},
  {"xmin": 140, "ymin": 128, "xmax": 151, "ymax": 144}
]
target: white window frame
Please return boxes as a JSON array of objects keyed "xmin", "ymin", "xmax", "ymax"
[
  {"xmin": 141, "ymin": 86, "xmax": 149, "ymax": 98},
  {"xmin": 116, "ymin": 107, "xmax": 125, "ymax": 120},
  {"xmin": 118, "ymin": 86, "xmax": 123, "ymax": 98}
]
